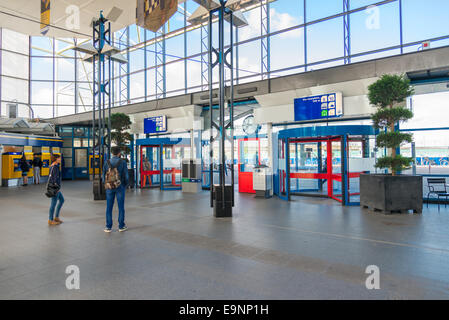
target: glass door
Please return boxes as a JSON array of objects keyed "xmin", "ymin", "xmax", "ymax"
[
  {"xmin": 161, "ymin": 145, "xmax": 185, "ymax": 190},
  {"xmin": 74, "ymin": 148, "xmax": 88, "ymax": 179},
  {"xmin": 140, "ymin": 145, "xmax": 160, "ymax": 188},
  {"xmin": 238, "ymin": 138, "xmax": 260, "ymax": 193}
]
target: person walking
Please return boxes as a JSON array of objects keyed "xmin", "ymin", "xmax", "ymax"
[
  {"xmin": 19, "ymin": 153, "xmax": 30, "ymax": 186},
  {"xmin": 103, "ymin": 146, "xmax": 129, "ymax": 233},
  {"xmin": 48, "ymin": 154, "xmax": 64, "ymax": 226},
  {"xmin": 32, "ymin": 156, "xmax": 43, "ymax": 184}
]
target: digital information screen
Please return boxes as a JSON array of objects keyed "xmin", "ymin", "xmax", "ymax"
[
  {"xmin": 294, "ymin": 92, "xmax": 343, "ymax": 121},
  {"xmin": 144, "ymin": 116, "xmax": 167, "ymax": 134}
]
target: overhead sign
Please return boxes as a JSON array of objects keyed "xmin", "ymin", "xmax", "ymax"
[
  {"xmin": 40, "ymin": 0, "xmax": 51, "ymax": 35},
  {"xmin": 136, "ymin": 0, "xmax": 178, "ymax": 32},
  {"xmin": 144, "ymin": 116, "xmax": 167, "ymax": 134},
  {"xmin": 294, "ymin": 92, "xmax": 343, "ymax": 121}
]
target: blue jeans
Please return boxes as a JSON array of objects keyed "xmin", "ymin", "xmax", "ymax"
[
  {"xmin": 49, "ymin": 191, "xmax": 64, "ymax": 220},
  {"xmin": 106, "ymin": 185, "xmax": 126, "ymax": 229}
]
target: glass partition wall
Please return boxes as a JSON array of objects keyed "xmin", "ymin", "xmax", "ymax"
[{"xmin": 1, "ymin": 0, "xmax": 449, "ymax": 119}]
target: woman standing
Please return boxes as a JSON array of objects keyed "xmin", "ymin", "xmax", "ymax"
[
  {"xmin": 19, "ymin": 154, "xmax": 30, "ymax": 186},
  {"xmin": 48, "ymin": 154, "xmax": 64, "ymax": 226},
  {"xmin": 32, "ymin": 156, "xmax": 43, "ymax": 184}
]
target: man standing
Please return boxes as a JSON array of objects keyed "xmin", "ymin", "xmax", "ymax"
[{"xmin": 102, "ymin": 146, "xmax": 129, "ymax": 233}]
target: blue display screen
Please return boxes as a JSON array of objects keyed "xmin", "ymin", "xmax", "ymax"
[
  {"xmin": 144, "ymin": 116, "xmax": 167, "ymax": 134},
  {"xmin": 294, "ymin": 93, "xmax": 343, "ymax": 121}
]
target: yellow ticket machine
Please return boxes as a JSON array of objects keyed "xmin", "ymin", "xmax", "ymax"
[
  {"xmin": 39, "ymin": 147, "xmax": 51, "ymax": 176},
  {"xmin": 23, "ymin": 146, "xmax": 34, "ymax": 178},
  {"xmin": 2, "ymin": 152, "xmax": 22, "ymax": 180},
  {"xmin": 89, "ymin": 154, "xmax": 102, "ymax": 175}
]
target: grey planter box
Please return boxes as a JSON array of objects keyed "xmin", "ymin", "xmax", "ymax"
[{"xmin": 360, "ymin": 174, "xmax": 423, "ymax": 214}]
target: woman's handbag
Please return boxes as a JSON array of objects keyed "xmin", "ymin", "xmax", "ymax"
[{"xmin": 45, "ymin": 166, "xmax": 60, "ymax": 198}]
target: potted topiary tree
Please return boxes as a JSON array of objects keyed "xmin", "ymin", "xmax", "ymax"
[
  {"xmin": 109, "ymin": 112, "xmax": 135, "ymax": 187},
  {"xmin": 110, "ymin": 112, "xmax": 133, "ymax": 156},
  {"xmin": 360, "ymin": 74, "xmax": 423, "ymax": 214}
]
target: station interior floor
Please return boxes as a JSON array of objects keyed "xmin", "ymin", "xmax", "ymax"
[{"xmin": 1, "ymin": 180, "xmax": 449, "ymax": 300}]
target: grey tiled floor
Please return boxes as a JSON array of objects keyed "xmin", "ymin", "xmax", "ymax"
[{"xmin": 1, "ymin": 180, "xmax": 449, "ymax": 299}]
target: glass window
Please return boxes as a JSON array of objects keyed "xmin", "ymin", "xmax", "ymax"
[
  {"xmin": 306, "ymin": 0, "xmax": 341, "ymax": 21},
  {"xmin": 32, "ymin": 104, "xmax": 54, "ymax": 119},
  {"xmin": 2, "ymin": 29, "xmax": 29, "ymax": 55},
  {"xmin": 1, "ymin": 77, "xmax": 28, "ymax": 103},
  {"xmin": 31, "ymin": 57, "xmax": 53, "ymax": 80},
  {"xmin": 402, "ymin": 92, "xmax": 449, "ymax": 130},
  {"xmin": 350, "ymin": 1, "xmax": 400, "ymax": 55},
  {"xmin": 166, "ymin": 61, "xmax": 185, "ymax": 93},
  {"xmin": 56, "ymin": 58, "xmax": 75, "ymax": 81},
  {"xmin": 402, "ymin": 0, "xmax": 449, "ymax": 44},
  {"xmin": 31, "ymin": 37, "xmax": 54, "ymax": 56},
  {"xmin": 270, "ymin": 28, "xmax": 304, "ymax": 72},
  {"xmin": 307, "ymin": 17, "xmax": 344, "ymax": 64},
  {"xmin": 2, "ymin": 51, "xmax": 28, "ymax": 79},
  {"xmin": 270, "ymin": 0, "xmax": 303, "ymax": 32},
  {"xmin": 130, "ymin": 71, "xmax": 145, "ymax": 100},
  {"xmin": 31, "ymin": 81, "xmax": 53, "ymax": 105}
]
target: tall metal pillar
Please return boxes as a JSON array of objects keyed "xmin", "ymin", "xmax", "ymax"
[
  {"xmin": 208, "ymin": 0, "xmax": 236, "ymax": 217},
  {"xmin": 118, "ymin": 27, "xmax": 129, "ymax": 105},
  {"xmin": 201, "ymin": 23, "xmax": 209, "ymax": 91},
  {"xmin": 343, "ymin": 0, "xmax": 351, "ymax": 64},
  {"xmin": 155, "ymin": 25, "xmax": 166, "ymax": 99},
  {"xmin": 184, "ymin": 1, "xmax": 188, "ymax": 94},
  {"xmin": 341, "ymin": 135, "xmax": 349, "ymax": 205},
  {"xmin": 144, "ymin": 28, "xmax": 148, "ymax": 101},
  {"xmin": 91, "ymin": 11, "xmax": 113, "ymax": 201},
  {"xmin": 303, "ymin": 0, "xmax": 308, "ymax": 72},
  {"xmin": 399, "ymin": 0, "xmax": 404, "ymax": 54},
  {"xmin": 74, "ymin": 38, "xmax": 79, "ymax": 114},
  {"xmin": 261, "ymin": 0, "xmax": 270, "ymax": 79},
  {"xmin": 235, "ymin": 26, "xmax": 239, "ymax": 84}
]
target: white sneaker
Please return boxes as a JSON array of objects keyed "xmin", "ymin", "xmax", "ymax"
[
  {"xmin": 104, "ymin": 228, "xmax": 112, "ymax": 233},
  {"xmin": 119, "ymin": 226, "xmax": 128, "ymax": 232}
]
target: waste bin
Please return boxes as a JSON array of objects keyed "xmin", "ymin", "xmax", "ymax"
[
  {"xmin": 128, "ymin": 169, "xmax": 135, "ymax": 189},
  {"xmin": 93, "ymin": 177, "xmax": 106, "ymax": 200},
  {"xmin": 213, "ymin": 184, "xmax": 233, "ymax": 217},
  {"xmin": 253, "ymin": 165, "xmax": 272, "ymax": 198}
]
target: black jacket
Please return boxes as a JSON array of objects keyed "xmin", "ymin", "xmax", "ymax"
[
  {"xmin": 32, "ymin": 158, "xmax": 43, "ymax": 168},
  {"xmin": 19, "ymin": 158, "xmax": 29, "ymax": 172},
  {"xmin": 48, "ymin": 164, "xmax": 61, "ymax": 187}
]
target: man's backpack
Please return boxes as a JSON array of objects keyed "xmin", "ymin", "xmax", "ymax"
[{"xmin": 105, "ymin": 159, "xmax": 122, "ymax": 190}]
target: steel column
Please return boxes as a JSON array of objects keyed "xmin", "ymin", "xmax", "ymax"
[
  {"xmin": 91, "ymin": 11, "xmax": 113, "ymax": 200},
  {"xmin": 155, "ymin": 25, "xmax": 167, "ymax": 99},
  {"xmin": 261, "ymin": 0, "xmax": 270, "ymax": 79},
  {"xmin": 343, "ymin": 0, "xmax": 351, "ymax": 64},
  {"xmin": 208, "ymin": 0, "xmax": 236, "ymax": 216}
]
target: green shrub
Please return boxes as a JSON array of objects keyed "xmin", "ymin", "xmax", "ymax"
[{"xmin": 368, "ymin": 74, "xmax": 414, "ymax": 175}]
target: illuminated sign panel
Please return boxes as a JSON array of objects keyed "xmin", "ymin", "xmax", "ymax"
[
  {"xmin": 144, "ymin": 116, "xmax": 167, "ymax": 134},
  {"xmin": 294, "ymin": 93, "xmax": 343, "ymax": 121}
]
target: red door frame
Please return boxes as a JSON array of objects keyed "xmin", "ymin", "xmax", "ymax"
[
  {"xmin": 140, "ymin": 145, "xmax": 159, "ymax": 188},
  {"xmin": 287, "ymin": 137, "xmax": 363, "ymax": 202},
  {"xmin": 238, "ymin": 137, "xmax": 261, "ymax": 193}
]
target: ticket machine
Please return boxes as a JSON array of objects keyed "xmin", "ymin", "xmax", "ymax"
[
  {"xmin": 35, "ymin": 146, "xmax": 51, "ymax": 176},
  {"xmin": 23, "ymin": 146, "xmax": 34, "ymax": 179},
  {"xmin": 89, "ymin": 154, "xmax": 102, "ymax": 175},
  {"xmin": 1, "ymin": 152, "xmax": 22, "ymax": 186}
]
